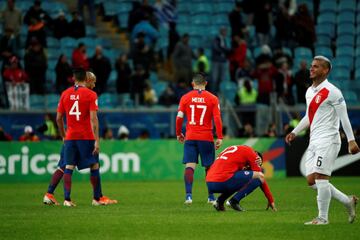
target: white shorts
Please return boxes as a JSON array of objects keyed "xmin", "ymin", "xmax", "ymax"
[{"xmin": 304, "ymin": 142, "xmax": 341, "ymax": 176}]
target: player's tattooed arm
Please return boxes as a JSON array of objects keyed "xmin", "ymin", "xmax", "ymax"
[{"xmin": 90, "ymin": 110, "xmax": 100, "ymax": 155}]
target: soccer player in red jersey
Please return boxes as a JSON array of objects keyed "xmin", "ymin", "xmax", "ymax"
[
  {"xmin": 176, "ymin": 73, "xmax": 223, "ymax": 204},
  {"xmin": 55, "ymin": 69, "xmax": 116, "ymax": 206},
  {"xmin": 206, "ymin": 145, "xmax": 276, "ymax": 212},
  {"xmin": 44, "ymin": 72, "xmax": 116, "ymax": 206}
]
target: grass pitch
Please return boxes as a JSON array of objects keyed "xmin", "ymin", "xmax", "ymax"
[{"xmin": 0, "ymin": 177, "xmax": 359, "ymax": 240}]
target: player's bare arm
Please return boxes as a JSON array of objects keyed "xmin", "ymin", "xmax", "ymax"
[
  {"xmin": 56, "ymin": 112, "xmax": 66, "ymax": 140},
  {"xmin": 285, "ymin": 132, "xmax": 296, "ymax": 145},
  {"xmin": 90, "ymin": 110, "xmax": 99, "ymax": 155},
  {"xmin": 348, "ymin": 140, "xmax": 360, "ymax": 154},
  {"xmin": 266, "ymin": 202, "xmax": 277, "ymax": 212},
  {"xmin": 215, "ymin": 139, "xmax": 222, "ymax": 150},
  {"xmin": 177, "ymin": 133, "xmax": 185, "ymax": 143}
]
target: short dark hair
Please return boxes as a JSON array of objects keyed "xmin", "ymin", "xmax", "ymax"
[
  {"xmin": 73, "ymin": 68, "xmax": 86, "ymax": 82},
  {"xmin": 255, "ymin": 151, "xmax": 263, "ymax": 163},
  {"xmin": 192, "ymin": 73, "xmax": 207, "ymax": 85}
]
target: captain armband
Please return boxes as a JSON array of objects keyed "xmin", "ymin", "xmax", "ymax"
[{"xmin": 177, "ymin": 111, "xmax": 184, "ymax": 118}]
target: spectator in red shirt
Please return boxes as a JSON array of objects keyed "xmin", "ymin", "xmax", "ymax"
[
  {"xmin": 72, "ymin": 43, "xmax": 89, "ymax": 70},
  {"xmin": 3, "ymin": 56, "xmax": 28, "ymax": 83},
  {"xmin": 19, "ymin": 125, "xmax": 40, "ymax": 142},
  {"xmin": 229, "ymin": 34, "xmax": 247, "ymax": 82}
]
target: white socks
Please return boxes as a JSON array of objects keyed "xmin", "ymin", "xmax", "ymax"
[
  {"xmin": 310, "ymin": 183, "xmax": 351, "ymax": 205},
  {"xmin": 315, "ymin": 179, "xmax": 331, "ymax": 221}
]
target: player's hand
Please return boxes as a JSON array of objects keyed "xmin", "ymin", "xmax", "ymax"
[
  {"xmin": 215, "ymin": 139, "xmax": 223, "ymax": 150},
  {"xmin": 285, "ymin": 133, "xmax": 296, "ymax": 145},
  {"xmin": 93, "ymin": 141, "xmax": 100, "ymax": 155},
  {"xmin": 266, "ymin": 202, "xmax": 277, "ymax": 212},
  {"xmin": 348, "ymin": 140, "xmax": 360, "ymax": 154},
  {"xmin": 177, "ymin": 133, "xmax": 185, "ymax": 143}
]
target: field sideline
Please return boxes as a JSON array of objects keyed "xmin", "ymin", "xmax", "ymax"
[{"xmin": 0, "ymin": 177, "xmax": 359, "ymax": 240}]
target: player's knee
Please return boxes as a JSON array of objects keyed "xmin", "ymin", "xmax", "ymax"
[
  {"xmin": 90, "ymin": 163, "xmax": 99, "ymax": 170},
  {"xmin": 66, "ymin": 165, "xmax": 75, "ymax": 170},
  {"xmin": 253, "ymin": 171, "xmax": 265, "ymax": 183}
]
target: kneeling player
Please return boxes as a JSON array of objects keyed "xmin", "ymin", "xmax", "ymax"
[
  {"xmin": 43, "ymin": 71, "xmax": 116, "ymax": 206},
  {"xmin": 206, "ymin": 145, "xmax": 276, "ymax": 211}
]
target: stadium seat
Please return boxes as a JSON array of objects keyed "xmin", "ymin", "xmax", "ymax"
[
  {"xmin": 98, "ymin": 93, "xmax": 118, "ymax": 108},
  {"xmin": 47, "ymin": 60, "xmax": 57, "ymax": 71},
  {"xmin": 317, "ymin": 12, "xmax": 336, "ymax": 25},
  {"xmin": 153, "ymin": 82, "xmax": 167, "ymax": 96},
  {"xmin": 47, "ymin": 48, "xmax": 61, "ymax": 60},
  {"xmin": 30, "ymin": 94, "xmax": 45, "ymax": 109},
  {"xmin": 95, "ymin": 38, "xmax": 112, "ymax": 49},
  {"xmin": 86, "ymin": 26, "xmax": 97, "ymax": 38},
  {"xmin": 177, "ymin": 2, "xmax": 189, "ymax": 12},
  {"xmin": 103, "ymin": 2, "xmax": 121, "ymax": 16},
  {"xmin": 294, "ymin": 47, "xmax": 312, "ymax": 59},
  {"xmin": 282, "ymin": 47, "xmax": 292, "ymax": 57},
  {"xmin": 340, "ymin": 80, "xmax": 360, "ymax": 91},
  {"xmin": 191, "ymin": 14, "xmax": 209, "ymax": 25},
  {"xmin": 316, "ymin": 23, "xmax": 335, "ymax": 38},
  {"xmin": 118, "ymin": 93, "xmax": 134, "ymax": 108},
  {"xmin": 336, "ymin": 46, "xmax": 354, "ymax": 58},
  {"xmin": 220, "ymin": 81, "xmax": 237, "ymax": 103},
  {"xmin": 47, "ymin": 37, "xmax": 60, "ymax": 48},
  {"xmin": 60, "ymin": 37, "xmax": 77, "ymax": 49},
  {"xmin": 333, "ymin": 56, "xmax": 354, "ymax": 70},
  {"xmin": 214, "ymin": 2, "xmax": 233, "ymax": 13},
  {"xmin": 107, "ymin": 70, "xmax": 117, "ymax": 92},
  {"xmin": 331, "ymin": 67, "xmax": 350, "ymax": 80},
  {"xmin": 315, "ymin": 46, "xmax": 333, "ymax": 58},
  {"xmin": 337, "ymin": 12, "xmax": 355, "ymax": 24},
  {"xmin": 45, "ymin": 94, "xmax": 60, "ymax": 110},
  {"xmin": 190, "ymin": 3, "xmax": 213, "ymax": 14},
  {"xmin": 77, "ymin": 37, "xmax": 96, "ymax": 49},
  {"xmin": 336, "ymin": 35, "xmax": 354, "ymax": 47},
  {"xmin": 337, "ymin": 23, "xmax": 355, "ymax": 35},
  {"xmin": 212, "ymin": 13, "xmax": 228, "ymax": 26},
  {"xmin": 355, "ymin": 68, "xmax": 360, "ymax": 81},
  {"xmin": 177, "ymin": 14, "xmax": 190, "ymax": 25},
  {"xmin": 343, "ymin": 90, "xmax": 358, "ymax": 105},
  {"xmin": 338, "ymin": 1, "xmax": 356, "ymax": 14},
  {"xmin": 315, "ymin": 35, "xmax": 331, "ymax": 47},
  {"xmin": 319, "ymin": 1, "xmax": 337, "ymax": 14}
]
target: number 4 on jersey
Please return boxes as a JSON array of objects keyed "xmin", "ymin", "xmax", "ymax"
[{"xmin": 69, "ymin": 100, "xmax": 81, "ymax": 121}]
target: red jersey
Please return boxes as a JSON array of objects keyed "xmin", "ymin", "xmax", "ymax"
[
  {"xmin": 206, "ymin": 145, "xmax": 274, "ymax": 203},
  {"xmin": 57, "ymin": 85, "xmax": 98, "ymax": 140},
  {"xmin": 176, "ymin": 89, "xmax": 223, "ymax": 141},
  {"xmin": 206, "ymin": 145, "xmax": 261, "ymax": 182}
]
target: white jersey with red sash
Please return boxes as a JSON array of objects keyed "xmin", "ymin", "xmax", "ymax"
[{"xmin": 305, "ymin": 79, "xmax": 344, "ymax": 145}]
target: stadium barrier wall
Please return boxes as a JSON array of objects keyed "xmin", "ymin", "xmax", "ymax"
[
  {"xmin": 286, "ymin": 137, "xmax": 360, "ymax": 176},
  {"xmin": 0, "ymin": 138, "xmax": 286, "ymax": 182}
]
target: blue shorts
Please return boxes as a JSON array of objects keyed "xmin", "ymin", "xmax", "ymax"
[
  {"xmin": 207, "ymin": 170, "xmax": 254, "ymax": 194},
  {"xmin": 183, "ymin": 140, "xmax": 215, "ymax": 167},
  {"xmin": 57, "ymin": 145, "xmax": 66, "ymax": 169},
  {"xmin": 63, "ymin": 140, "xmax": 99, "ymax": 170}
]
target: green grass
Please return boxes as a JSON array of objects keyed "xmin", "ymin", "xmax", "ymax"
[{"xmin": 0, "ymin": 177, "xmax": 360, "ymax": 240}]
